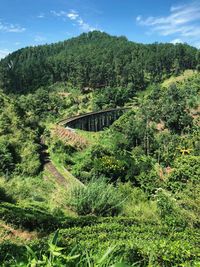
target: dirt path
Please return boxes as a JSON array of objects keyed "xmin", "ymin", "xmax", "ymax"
[
  {"xmin": 45, "ymin": 162, "xmax": 69, "ymax": 187},
  {"xmin": 40, "ymin": 137, "xmax": 83, "ymax": 188},
  {"xmin": 0, "ymin": 222, "xmax": 38, "ymax": 242}
]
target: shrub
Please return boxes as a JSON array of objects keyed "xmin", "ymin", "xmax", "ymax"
[
  {"xmin": 0, "ymin": 217, "xmax": 199, "ymax": 266},
  {"xmin": 168, "ymin": 155, "xmax": 200, "ymax": 191},
  {"xmin": 58, "ymin": 221, "xmax": 199, "ymax": 266},
  {"xmin": 0, "ymin": 187, "xmax": 14, "ymax": 203},
  {"xmin": 0, "ymin": 138, "xmax": 15, "ymax": 176},
  {"xmin": 94, "ymin": 156, "xmax": 127, "ymax": 182},
  {"xmin": 70, "ymin": 179, "xmax": 125, "ymax": 216},
  {"xmin": 16, "ymin": 142, "xmax": 41, "ymax": 176},
  {"xmin": 0, "ymin": 241, "xmax": 26, "ymax": 264},
  {"xmin": 0, "ymin": 202, "xmax": 62, "ymax": 232},
  {"xmin": 135, "ymin": 167, "xmax": 161, "ymax": 195},
  {"xmin": 118, "ymin": 183, "xmax": 159, "ymax": 223},
  {"xmin": 155, "ymin": 189, "xmax": 187, "ymax": 229}
]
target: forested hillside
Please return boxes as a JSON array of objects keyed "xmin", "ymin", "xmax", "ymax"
[
  {"xmin": 0, "ymin": 31, "xmax": 199, "ymax": 93},
  {"xmin": 0, "ymin": 32, "xmax": 199, "ymax": 266}
]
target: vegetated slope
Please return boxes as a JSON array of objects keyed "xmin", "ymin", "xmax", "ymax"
[
  {"xmin": 1, "ymin": 214, "xmax": 200, "ymax": 265},
  {"xmin": 0, "ymin": 90, "xmax": 41, "ymax": 177},
  {"xmin": 0, "ymin": 31, "xmax": 199, "ymax": 93},
  {"xmin": 0, "ymin": 31, "xmax": 199, "ymax": 266},
  {"xmin": 69, "ymin": 73, "xmax": 199, "ymax": 181}
]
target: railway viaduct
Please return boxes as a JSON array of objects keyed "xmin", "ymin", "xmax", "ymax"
[{"xmin": 59, "ymin": 108, "xmax": 129, "ymax": 132}]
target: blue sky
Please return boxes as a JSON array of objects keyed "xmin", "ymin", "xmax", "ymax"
[{"xmin": 0, "ymin": 0, "xmax": 200, "ymax": 58}]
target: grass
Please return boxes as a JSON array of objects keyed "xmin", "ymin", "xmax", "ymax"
[
  {"xmin": 162, "ymin": 69, "xmax": 196, "ymax": 87},
  {"xmin": 0, "ymin": 166, "xmax": 77, "ymax": 218},
  {"xmin": 0, "ymin": 175, "xmax": 53, "ymax": 203},
  {"xmin": 136, "ymin": 70, "xmax": 197, "ymax": 100},
  {"xmin": 50, "ymin": 152, "xmax": 84, "ymax": 189},
  {"xmin": 42, "ymin": 168, "xmax": 75, "ymax": 216},
  {"xmin": 75, "ymin": 129, "xmax": 100, "ymax": 144}
]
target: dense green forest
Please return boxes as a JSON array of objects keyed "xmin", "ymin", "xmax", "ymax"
[
  {"xmin": 0, "ymin": 32, "xmax": 199, "ymax": 266},
  {"xmin": 0, "ymin": 31, "xmax": 199, "ymax": 93}
]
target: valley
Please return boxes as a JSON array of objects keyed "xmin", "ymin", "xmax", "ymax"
[{"xmin": 0, "ymin": 32, "xmax": 199, "ymax": 266}]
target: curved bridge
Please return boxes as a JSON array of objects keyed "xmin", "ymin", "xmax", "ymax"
[{"xmin": 59, "ymin": 108, "xmax": 129, "ymax": 132}]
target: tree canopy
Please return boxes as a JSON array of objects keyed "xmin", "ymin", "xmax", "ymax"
[{"xmin": 0, "ymin": 31, "xmax": 198, "ymax": 93}]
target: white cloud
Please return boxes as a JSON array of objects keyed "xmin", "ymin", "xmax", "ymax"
[
  {"xmin": 67, "ymin": 10, "xmax": 79, "ymax": 20},
  {"xmin": 0, "ymin": 49, "xmax": 10, "ymax": 59},
  {"xmin": 136, "ymin": 15, "xmax": 142, "ymax": 22},
  {"xmin": 170, "ymin": 38, "xmax": 184, "ymax": 44},
  {"xmin": 136, "ymin": 1, "xmax": 200, "ymax": 46},
  {"xmin": 51, "ymin": 10, "xmax": 67, "ymax": 17},
  {"xmin": 37, "ymin": 13, "xmax": 45, "ymax": 19},
  {"xmin": 170, "ymin": 4, "xmax": 186, "ymax": 12},
  {"xmin": 15, "ymin": 42, "xmax": 21, "ymax": 46},
  {"xmin": 51, "ymin": 9, "xmax": 97, "ymax": 32},
  {"xmin": 0, "ymin": 21, "xmax": 25, "ymax": 33},
  {"xmin": 34, "ymin": 35, "xmax": 46, "ymax": 42}
]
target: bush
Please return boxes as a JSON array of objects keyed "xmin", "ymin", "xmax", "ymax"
[
  {"xmin": 0, "ymin": 241, "xmax": 27, "ymax": 264},
  {"xmin": 0, "ymin": 138, "xmax": 15, "ymax": 176},
  {"xmin": 118, "ymin": 183, "xmax": 159, "ymax": 223},
  {"xmin": 168, "ymin": 155, "xmax": 200, "ymax": 191},
  {"xmin": 58, "ymin": 221, "xmax": 199, "ymax": 266},
  {"xmin": 0, "ymin": 187, "xmax": 14, "ymax": 203},
  {"xmin": 50, "ymin": 138, "xmax": 77, "ymax": 166},
  {"xmin": 0, "ymin": 217, "xmax": 199, "ymax": 266},
  {"xmin": 94, "ymin": 156, "xmax": 127, "ymax": 182},
  {"xmin": 0, "ymin": 202, "xmax": 62, "ymax": 232},
  {"xmin": 155, "ymin": 189, "xmax": 187, "ymax": 229},
  {"xmin": 70, "ymin": 179, "xmax": 125, "ymax": 216},
  {"xmin": 135, "ymin": 166, "xmax": 161, "ymax": 195}
]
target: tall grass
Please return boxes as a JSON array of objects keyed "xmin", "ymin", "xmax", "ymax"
[{"xmin": 70, "ymin": 179, "xmax": 125, "ymax": 216}]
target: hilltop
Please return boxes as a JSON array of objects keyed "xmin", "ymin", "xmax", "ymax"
[{"xmin": 0, "ymin": 31, "xmax": 199, "ymax": 93}]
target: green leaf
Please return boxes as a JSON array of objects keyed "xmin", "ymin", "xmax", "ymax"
[
  {"xmin": 50, "ymin": 229, "xmax": 59, "ymax": 246},
  {"xmin": 98, "ymin": 246, "xmax": 116, "ymax": 264}
]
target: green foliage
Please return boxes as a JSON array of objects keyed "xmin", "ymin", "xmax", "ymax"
[
  {"xmin": 155, "ymin": 189, "xmax": 187, "ymax": 228},
  {"xmin": 153, "ymin": 131, "xmax": 181, "ymax": 165},
  {"xmin": 0, "ymin": 215, "xmax": 200, "ymax": 266},
  {"xmin": 17, "ymin": 87, "xmax": 68, "ymax": 121},
  {"xmin": 57, "ymin": 221, "xmax": 200, "ymax": 266},
  {"xmin": 0, "ymin": 241, "xmax": 27, "ymax": 265},
  {"xmin": 71, "ymin": 144, "xmax": 109, "ymax": 181},
  {"xmin": 145, "ymin": 75, "xmax": 200, "ymax": 133},
  {"xmin": 70, "ymin": 179, "xmax": 124, "ymax": 216},
  {"xmin": 93, "ymin": 87, "xmax": 131, "ymax": 109},
  {"xmin": 0, "ymin": 32, "xmax": 199, "ymax": 267},
  {"xmin": 0, "ymin": 202, "xmax": 62, "ymax": 232},
  {"xmin": 0, "ymin": 187, "xmax": 14, "ymax": 203},
  {"xmin": 0, "ymin": 138, "xmax": 15, "ymax": 176},
  {"xmin": 159, "ymin": 84, "xmax": 193, "ymax": 133},
  {"xmin": 135, "ymin": 163, "xmax": 161, "ymax": 195},
  {"xmin": 118, "ymin": 183, "xmax": 159, "ymax": 222},
  {"xmin": 0, "ymin": 92, "xmax": 42, "ymax": 177},
  {"xmin": 174, "ymin": 183, "xmax": 200, "ymax": 227},
  {"xmin": 2, "ymin": 230, "xmax": 132, "ymax": 266},
  {"xmin": 0, "ymin": 32, "xmax": 198, "ymax": 93},
  {"xmin": 23, "ymin": 230, "xmax": 80, "ymax": 267},
  {"xmin": 94, "ymin": 155, "xmax": 127, "ymax": 182},
  {"xmin": 168, "ymin": 155, "xmax": 200, "ymax": 191},
  {"xmin": 50, "ymin": 138, "xmax": 76, "ymax": 165},
  {"xmin": 16, "ymin": 142, "xmax": 41, "ymax": 176}
]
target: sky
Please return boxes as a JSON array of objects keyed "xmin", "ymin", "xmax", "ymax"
[{"xmin": 0, "ymin": 0, "xmax": 200, "ymax": 59}]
